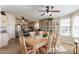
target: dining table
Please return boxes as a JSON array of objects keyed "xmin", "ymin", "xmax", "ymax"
[{"xmin": 25, "ymin": 36, "xmax": 48, "ymax": 53}]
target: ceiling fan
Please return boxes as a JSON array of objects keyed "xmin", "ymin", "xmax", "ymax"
[{"xmin": 38, "ymin": 6, "xmax": 60, "ymax": 16}]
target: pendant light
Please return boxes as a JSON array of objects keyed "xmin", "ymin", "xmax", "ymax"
[
  {"xmin": 22, "ymin": 17, "xmax": 25, "ymax": 21},
  {"xmin": 48, "ymin": 14, "xmax": 54, "ymax": 21}
]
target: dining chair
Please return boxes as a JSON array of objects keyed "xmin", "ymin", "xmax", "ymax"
[
  {"xmin": 56, "ymin": 33, "xmax": 61, "ymax": 48},
  {"xmin": 49, "ymin": 33, "xmax": 60, "ymax": 53},
  {"xmin": 51, "ymin": 33, "xmax": 57, "ymax": 53},
  {"xmin": 47, "ymin": 33, "xmax": 56, "ymax": 53},
  {"xmin": 19, "ymin": 33, "xmax": 35, "ymax": 54}
]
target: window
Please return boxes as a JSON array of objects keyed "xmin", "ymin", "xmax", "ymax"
[
  {"xmin": 60, "ymin": 18, "xmax": 70, "ymax": 36},
  {"xmin": 72, "ymin": 16, "xmax": 79, "ymax": 37}
]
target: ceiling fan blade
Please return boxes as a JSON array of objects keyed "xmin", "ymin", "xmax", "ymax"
[
  {"xmin": 41, "ymin": 13, "xmax": 46, "ymax": 16},
  {"xmin": 50, "ymin": 10, "xmax": 60, "ymax": 12},
  {"xmin": 38, "ymin": 10, "xmax": 46, "ymax": 12}
]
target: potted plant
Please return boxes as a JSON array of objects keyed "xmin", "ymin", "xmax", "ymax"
[{"xmin": 42, "ymin": 32, "xmax": 48, "ymax": 38}]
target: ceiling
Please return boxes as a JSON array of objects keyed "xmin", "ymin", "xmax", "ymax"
[{"xmin": 1, "ymin": 5, "xmax": 79, "ymax": 21}]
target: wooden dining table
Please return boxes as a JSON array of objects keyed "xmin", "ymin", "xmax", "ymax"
[{"xmin": 25, "ymin": 36, "xmax": 48, "ymax": 53}]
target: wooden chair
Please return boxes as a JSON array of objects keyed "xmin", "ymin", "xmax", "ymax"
[
  {"xmin": 47, "ymin": 33, "xmax": 56, "ymax": 53},
  {"xmin": 19, "ymin": 33, "xmax": 35, "ymax": 54},
  {"xmin": 49, "ymin": 33, "xmax": 60, "ymax": 53},
  {"xmin": 51, "ymin": 33, "xmax": 57, "ymax": 53},
  {"xmin": 53, "ymin": 33, "xmax": 61, "ymax": 53}
]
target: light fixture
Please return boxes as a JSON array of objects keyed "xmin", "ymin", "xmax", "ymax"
[
  {"xmin": 22, "ymin": 19, "xmax": 24, "ymax": 22},
  {"xmin": 22, "ymin": 17, "xmax": 25, "ymax": 21},
  {"xmin": 48, "ymin": 14, "xmax": 54, "ymax": 21},
  {"xmin": 1, "ymin": 11, "xmax": 6, "ymax": 15},
  {"xmin": 75, "ymin": 39, "xmax": 79, "ymax": 43}
]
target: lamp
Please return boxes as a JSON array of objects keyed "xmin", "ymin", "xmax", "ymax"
[
  {"xmin": 74, "ymin": 39, "xmax": 79, "ymax": 54},
  {"xmin": 74, "ymin": 39, "xmax": 79, "ymax": 43}
]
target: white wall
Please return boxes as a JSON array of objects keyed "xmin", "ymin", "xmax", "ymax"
[
  {"xmin": 7, "ymin": 14, "xmax": 15, "ymax": 39},
  {"xmin": 0, "ymin": 13, "xmax": 16, "ymax": 47}
]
